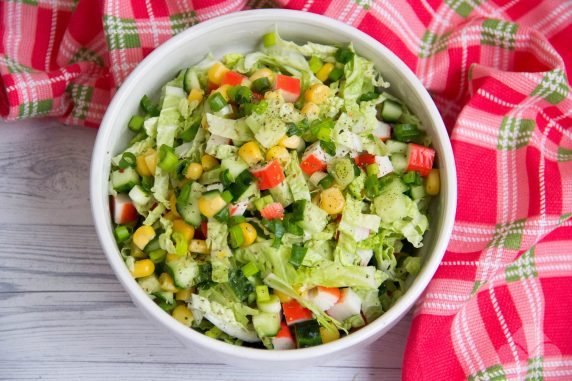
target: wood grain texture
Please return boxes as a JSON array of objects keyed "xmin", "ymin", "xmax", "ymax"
[{"xmin": 0, "ymin": 120, "xmax": 409, "ymax": 380}]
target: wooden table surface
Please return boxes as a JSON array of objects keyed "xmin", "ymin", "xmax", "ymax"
[{"xmin": 0, "ymin": 119, "xmax": 410, "ymax": 380}]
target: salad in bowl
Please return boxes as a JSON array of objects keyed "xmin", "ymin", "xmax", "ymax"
[{"xmin": 108, "ymin": 31, "xmax": 440, "ymax": 350}]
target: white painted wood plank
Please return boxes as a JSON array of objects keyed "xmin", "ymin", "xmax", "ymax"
[
  {"xmin": 0, "ymin": 291, "xmax": 410, "ymax": 369},
  {"xmin": 0, "ymin": 361, "xmax": 401, "ymax": 381},
  {"xmin": 0, "ymin": 120, "xmax": 96, "ymax": 225}
]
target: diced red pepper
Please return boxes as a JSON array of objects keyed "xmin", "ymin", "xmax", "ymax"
[
  {"xmin": 274, "ymin": 74, "xmax": 300, "ymax": 103},
  {"xmin": 260, "ymin": 202, "xmax": 284, "ymax": 220},
  {"xmin": 250, "ymin": 160, "xmax": 285, "ymax": 190},
  {"xmin": 282, "ymin": 299, "xmax": 313, "ymax": 326},
  {"xmin": 111, "ymin": 194, "xmax": 138, "ymax": 225},
  {"xmin": 221, "ymin": 71, "xmax": 247, "ymax": 86},
  {"xmin": 354, "ymin": 153, "xmax": 376, "ymax": 168},
  {"xmin": 406, "ymin": 143, "xmax": 435, "ymax": 176},
  {"xmin": 201, "ymin": 221, "xmax": 208, "ymax": 238}
]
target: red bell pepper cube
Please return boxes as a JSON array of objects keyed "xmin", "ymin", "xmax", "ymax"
[
  {"xmin": 406, "ymin": 143, "xmax": 435, "ymax": 176},
  {"xmin": 282, "ymin": 299, "xmax": 313, "ymax": 326},
  {"xmin": 221, "ymin": 71, "xmax": 247, "ymax": 86},
  {"xmin": 354, "ymin": 153, "xmax": 376, "ymax": 168},
  {"xmin": 250, "ymin": 160, "xmax": 285, "ymax": 190},
  {"xmin": 274, "ymin": 74, "xmax": 300, "ymax": 103}
]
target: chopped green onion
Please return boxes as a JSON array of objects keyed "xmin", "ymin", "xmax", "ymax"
[
  {"xmin": 128, "ymin": 115, "xmax": 145, "ymax": 132},
  {"xmin": 252, "ymin": 77, "xmax": 271, "ymax": 93},
  {"xmin": 158, "ymin": 144, "xmax": 179, "ymax": 172},
  {"xmin": 220, "ymin": 169, "xmax": 234, "ymax": 187},
  {"xmin": 283, "ymin": 215, "xmax": 304, "ymax": 236},
  {"xmin": 358, "ymin": 92, "xmax": 379, "ymax": 103},
  {"xmin": 319, "ymin": 140, "xmax": 336, "ymax": 156},
  {"xmin": 229, "ymin": 224, "xmax": 245, "ymax": 248},
  {"xmin": 366, "ymin": 163, "xmax": 379, "ymax": 177},
  {"xmin": 114, "ymin": 225, "xmax": 130, "ymax": 243},
  {"xmin": 310, "ymin": 119, "xmax": 334, "ymax": 141},
  {"xmin": 393, "ymin": 124, "xmax": 423, "ymax": 143},
  {"xmin": 253, "ymin": 100, "xmax": 268, "ymax": 114},
  {"xmin": 364, "ymin": 174, "xmax": 381, "ymax": 198},
  {"xmin": 172, "ymin": 232, "xmax": 188, "ymax": 257},
  {"xmin": 205, "ymin": 326, "xmax": 223, "ymax": 339},
  {"xmin": 235, "ymin": 86, "xmax": 252, "ymax": 104},
  {"xmin": 221, "ymin": 190, "xmax": 234, "ymax": 203},
  {"xmin": 208, "ymin": 92, "xmax": 228, "ymax": 112},
  {"xmin": 318, "ymin": 174, "xmax": 335, "ymax": 189},
  {"xmin": 214, "ymin": 206, "xmax": 230, "ymax": 223},
  {"xmin": 180, "ymin": 121, "xmax": 200, "ymax": 142},
  {"xmin": 118, "ymin": 152, "xmax": 137, "ymax": 169},
  {"xmin": 241, "ymin": 261, "xmax": 260, "ymax": 277},
  {"xmin": 229, "ymin": 269, "xmax": 255, "ymax": 302},
  {"xmin": 335, "ymin": 47, "xmax": 354, "ymax": 64},
  {"xmin": 140, "ymin": 95, "xmax": 160, "ymax": 116},
  {"xmin": 140, "ymin": 176, "xmax": 154, "ymax": 192},
  {"xmin": 353, "ymin": 161, "xmax": 361, "ymax": 177},
  {"xmin": 291, "ymin": 200, "xmax": 307, "ymax": 222},
  {"xmin": 402, "ymin": 171, "xmax": 422, "ymax": 185},
  {"xmin": 149, "ymin": 249, "xmax": 167, "ymax": 264},
  {"xmin": 254, "ymin": 195, "xmax": 274, "ymax": 211},
  {"xmin": 328, "ymin": 67, "xmax": 344, "ymax": 82},
  {"xmin": 129, "ymin": 131, "xmax": 147, "ymax": 145},
  {"xmin": 263, "ymin": 32, "xmax": 276, "ymax": 47},
  {"xmin": 289, "ymin": 244, "xmax": 308, "ymax": 268},
  {"xmin": 229, "ymin": 215, "xmax": 247, "ymax": 226},
  {"xmin": 176, "ymin": 182, "xmax": 192, "ymax": 210},
  {"xmin": 176, "ymin": 160, "xmax": 189, "ymax": 180},
  {"xmin": 308, "ymin": 55, "xmax": 323, "ymax": 74},
  {"xmin": 255, "ymin": 285, "xmax": 270, "ymax": 303}
]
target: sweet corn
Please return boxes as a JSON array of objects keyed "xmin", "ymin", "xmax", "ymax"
[
  {"xmin": 301, "ymin": 102, "xmax": 320, "ymax": 119},
  {"xmin": 189, "ymin": 239, "xmax": 209, "ymax": 254},
  {"xmin": 273, "ymin": 290, "xmax": 292, "ymax": 303},
  {"xmin": 425, "ymin": 169, "xmax": 440, "ymax": 196},
  {"xmin": 320, "ymin": 326, "xmax": 340, "ymax": 344},
  {"xmin": 172, "ymin": 305, "xmax": 194, "ymax": 327},
  {"xmin": 169, "ymin": 193, "xmax": 180, "ymax": 218},
  {"xmin": 316, "ymin": 63, "xmax": 334, "ymax": 82},
  {"xmin": 304, "ymin": 83, "xmax": 330, "ymax": 104},
  {"xmin": 238, "ymin": 141, "xmax": 263, "ymax": 166},
  {"xmin": 266, "ymin": 145, "xmax": 290, "ymax": 166},
  {"xmin": 172, "ymin": 219, "xmax": 195, "ymax": 242},
  {"xmin": 136, "ymin": 154, "xmax": 152, "ymax": 176},
  {"xmin": 279, "ymin": 135, "xmax": 304, "ymax": 150},
  {"xmin": 159, "ymin": 272, "xmax": 178, "ymax": 292},
  {"xmin": 162, "ymin": 210, "xmax": 178, "ymax": 221},
  {"xmin": 143, "ymin": 149, "xmax": 158, "ymax": 174},
  {"xmin": 198, "ymin": 194, "xmax": 226, "ymax": 218},
  {"xmin": 207, "ymin": 62, "xmax": 229, "ymax": 85},
  {"xmin": 319, "ymin": 187, "xmax": 345, "ymax": 214},
  {"xmin": 213, "ymin": 84, "xmax": 231, "ymax": 102},
  {"xmin": 187, "ymin": 88, "xmax": 204, "ymax": 104},
  {"xmin": 132, "ymin": 225, "xmax": 156, "ymax": 250},
  {"xmin": 175, "ymin": 288, "xmax": 192, "ymax": 301},
  {"xmin": 239, "ymin": 222, "xmax": 257, "ymax": 247},
  {"xmin": 249, "ymin": 68, "xmax": 274, "ymax": 82},
  {"xmin": 132, "ymin": 259, "xmax": 155, "ymax": 278},
  {"xmin": 201, "ymin": 154, "xmax": 219, "ymax": 171},
  {"xmin": 185, "ymin": 162, "xmax": 203, "ymax": 180}
]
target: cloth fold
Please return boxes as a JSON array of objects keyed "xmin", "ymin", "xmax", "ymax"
[{"xmin": 2, "ymin": 1, "xmax": 570, "ymax": 379}]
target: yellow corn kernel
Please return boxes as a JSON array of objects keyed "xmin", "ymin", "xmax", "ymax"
[
  {"xmin": 238, "ymin": 141, "xmax": 263, "ymax": 166},
  {"xmin": 189, "ymin": 239, "xmax": 209, "ymax": 254},
  {"xmin": 136, "ymin": 155, "xmax": 152, "ymax": 177},
  {"xmin": 273, "ymin": 290, "xmax": 292, "ymax": 303},
  {"xmin": 266, "ymin": 145, "xmax": 290, "ymax": 166},
  {"xmin": 425, "ymin": 169, "xmax": 440, "ymax": 196},
  {"xmin": 144, "ymin": 149, "xmax": 158, "ymax": 174},
  {"xmin": 201, "ymin": 154, "xmax": 219, "ymax": 171},
  {"xmin": 172, "ymin": 219, "xmax": 195, "ymax": 242},
  {"xmin": 172, "ymin": 305, "xmax": 194, "ymax": 327},
  {"xmin": 239, "ymin": 222, "xmax": 257, "ymax": 247},
  {"xmin": 207, "ymin": 62, "xmax": 229, "ymax": 85},
  {"xmin": 187, "ymin": 88, "xmax": 204, "ymax": 104},
  {"xmin": 185, "ymin": 162, "xmax": 203, "ymax": 180},
  {"xmin": 301, "ymin": 102, "xmax": 320, "ymax": 119},
  {"xmin": 132, "ymin": 259, "xmax": 155, "ymax": 278},
  {"xmin": 163, "ymin": 210, "xmax": 178, "ymax": 221},
  {"xmin": 132, "ymin": 225, "xmax": 156, "ymax": 250},
  {"xmin": 304, "ymin": 83, "xmax": 330, "ymax": 105},
  {"xmin": 213, "ymin": 84, "xmax": 231, "ymax": 102},
  {"xmin": 316, "ymin": 63, "xmax": 334, "ymax": 83},
  {"xmin": 279, "ymin": 135, "xmax": 304, "ymax": 150},
  {"xmin": 320, "ymin": 326, "xmax": 341, "ymax": 344},
  {"xmin": 169, "ymin": 193, "xmax": 180, "ymax": 218},
  {"xmin": 249, "ymin": 68, "xmax": 274, "ymax": 82},
  {"xmin": 319, "ymin": 187, "xmax": 345, "ymax": 215},
  {"xmin": 159, "ymin": 272, "xmax": 178, "ymax": 292},
  {"xmin": 198, "ymin": 194, "xmax": 226, "ymax": 218},
  {"xmin": 175, "ymin": 288, "xmax": 192, "ymax": 301}
]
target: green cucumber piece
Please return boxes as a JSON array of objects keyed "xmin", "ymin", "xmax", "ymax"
[{"xmin": 111, "ymin": 167, "xmax": 140, "ymax": 193}]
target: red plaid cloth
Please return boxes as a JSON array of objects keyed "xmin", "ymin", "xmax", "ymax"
[{"xmin": 2, "ymin": 1, "xmax": 571, "ymax": 379}]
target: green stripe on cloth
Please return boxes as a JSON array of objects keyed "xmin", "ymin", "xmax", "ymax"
[
  {"xmin": 488, "ymin": 219, "xmax": 526, "ymax": 250},
  {"xmin": 497, "ymin": 117, "xmax": 535, "ymax": 150},
  {"xmin": 469, "ymin": 364, "xmax": 507, "ymax": 381},
  {"xmin": 481, "ymin": 19, "xmax": 518, "ymax": 50},
  {"xmin": 525, "ymin": 356, "xmax": 544, "ymax": 381},
  {"xmin": 18, "ymin": 99, "xmax": 52, "ymax": 118},
  {"xmin": 531, "ymin": 69, "xmax": 569, "ymax": 104},
  {"xmin": 445, "ymin": 0, "xmax": 483, "ymax": 17},
  {"xmin": 103, "ymin": 15, "xmax": 141, "ymax": 50},
  {"xmin": 505, "ymin": 247, "xmax": 538, "ymax": 282}
]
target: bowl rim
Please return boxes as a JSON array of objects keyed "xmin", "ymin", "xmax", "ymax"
[{"xmin": 91, "ymin": 8, "xmax": 457, "ymax": 362}]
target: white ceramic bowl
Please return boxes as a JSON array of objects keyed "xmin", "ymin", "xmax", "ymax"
[{"xmin": 91, "ymin": 9, "xmax": 457, "ymax": 369}]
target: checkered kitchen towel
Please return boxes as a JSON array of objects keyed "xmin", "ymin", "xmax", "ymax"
[{"xmin": 2, "ymin": 1, "xmax": 571, "ymax": 379}]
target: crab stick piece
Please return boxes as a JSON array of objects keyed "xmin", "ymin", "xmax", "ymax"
[
  {"xmin": 300, "ymin": 141, "xmax": 331, "ymax": 175},
  {"xmin": 282, "ymin": 299, "xmax": 313, "ymax": 326},
  {"xmin": 250, "ymin": 160, "xmax": 285, "ymax": 190},
  {"xmin": 306, "ymin": 286, "xmax": 341, "ymax": 311},
  {"xmin": 229, "ymin": 201, "xmax": 248, "ymax": 217},
  {"xmin": 372, "ymin": 121, "xmax": 392, "ymax": 141},
  {"xmin": 274, "ymin": 74, "xmax": 300, "ymax": 103},
  {"xmin": 272, "ymin": 322, "xmax": 296, "ymax": 350},
  {"xmin": 406, "ymin": 143, "xmax": 435, "ymax": 176},
  {"xmin": 112, "ymin": 194, "xmax": 138, "ymax": 224},
  {"xmin": 326, "ymin": 288, "xmax": 362, "ymax": 322},
  {"xmin": 375, "ymin": 155, "xmax": 394, "ymax": 178}
]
